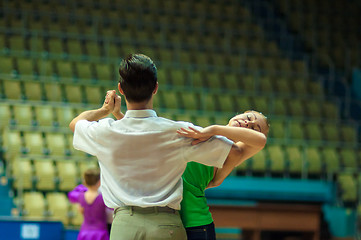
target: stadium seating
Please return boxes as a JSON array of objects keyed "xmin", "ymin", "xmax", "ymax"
[{"xmin": 0, "ymin": 0, "xmax": 360, "ymax": 233}]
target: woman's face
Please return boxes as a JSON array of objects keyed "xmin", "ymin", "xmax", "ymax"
[{"xmin": 228, "ymin": 111, "xmax": 268, "ymax": 135}]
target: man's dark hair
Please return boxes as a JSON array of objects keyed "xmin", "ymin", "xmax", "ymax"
[{"xmin": 118, "ymin": 54, "xmax": 157, "ymax": 103}]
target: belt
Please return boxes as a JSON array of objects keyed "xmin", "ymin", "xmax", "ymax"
[{"xmin": 114, "ymin": 206, "xmax": 177, "ymax": 215}]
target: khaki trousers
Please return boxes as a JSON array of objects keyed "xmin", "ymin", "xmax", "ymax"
[{"xmin": 110, "ymin": 206, "xmax": 187, "ymax": 240}]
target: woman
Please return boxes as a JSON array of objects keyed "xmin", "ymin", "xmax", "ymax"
[{"xmin": 178, "ymin": 110, "xmax": 269, "ymax": 240}]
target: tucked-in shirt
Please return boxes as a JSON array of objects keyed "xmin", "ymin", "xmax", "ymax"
[
  {"xmin": 180, "ymin": 162, "xmax": 214, "ymax": 227},
  {"xmin": 73, "ymin": 110, "xmax": 233, "ymax": 210}
]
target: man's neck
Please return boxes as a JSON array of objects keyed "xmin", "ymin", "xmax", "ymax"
[{"xmin": 126, "ymin": 100, "xmax": 153, "ymax": 110}]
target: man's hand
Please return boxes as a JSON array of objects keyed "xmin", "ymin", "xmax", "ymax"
[
  {"xmin": 101, "ymin": 90, "xmax": 117, "ymax": 114},
  {"xmin": 112, "ymin": 93, "xmax": 124, "ymax": 120}
]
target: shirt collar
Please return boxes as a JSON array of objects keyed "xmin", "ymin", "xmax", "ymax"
[{"xmin": 124, "ymin": 109, "xmax": 158, "ymax": 118}]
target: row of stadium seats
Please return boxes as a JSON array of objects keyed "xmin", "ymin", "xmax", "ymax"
[
  {"xmin": 0, "ymin": 32, "xmax": 283, "ymax": 59},
  {"xmin": 238, "ymin": 144, "xmax": 361, "ymax": 178},
  {"xmin": 0, "ymin": 90, "xmax": 341, "ymax": 125},
  {"xmin": 12, "ymin": 157, "xmax": 97, "ymax": 191},
  {"xmin": 20, "ymin": 191, "xmax": 83, "ymax": 226}
]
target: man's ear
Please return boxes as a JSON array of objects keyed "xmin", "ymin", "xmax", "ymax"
[
  {"xmin": 118, "ymin": 82, "xmax": 124, "ymax": 95},
  {"xmin": 153, "ymin": 82, "xmax": 158, "ymax": 94}
]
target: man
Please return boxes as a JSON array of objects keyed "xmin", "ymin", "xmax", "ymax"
[{"xmin": 69, "ymin": 54, "xmax": 242, "ymax": 240}]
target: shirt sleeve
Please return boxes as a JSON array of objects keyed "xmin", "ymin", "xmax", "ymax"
[
  {"xmin": 182, "ymin": 134, "xmax": 234, "ymax": 169},
  {"xmin": 73, "ymin": 119, "xmax": 112, "ymax": 156}
]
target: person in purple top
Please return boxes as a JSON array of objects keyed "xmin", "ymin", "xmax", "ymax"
[{"xmin": 68, "ymin": 168, "xmax": 110, "ymax": 240}]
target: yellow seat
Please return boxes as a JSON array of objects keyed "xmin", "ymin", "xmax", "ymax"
[
  {"xmin": 268, "ymin": 145, "xmax": 286, "ymax": 175},
  {"xmin": 47, "ymin": 192, "xmax": 70, "ymax": 225},
  {"xmin": 23, "ymin": 81, "xmax": 43, "ymax": 101},
  {"xmin": 285, "ymin": 145, "xmax": 304, "ymax": 177},
  {"xmin": 33, "ymin": 159, "xmax": 56, "ymax": 191},
  {"xmin": 23, "ymin": 131, "xmax": 45, "ymax": 155},
  {"xmin": 2, "ymin": 129, "xmax": 23, "ymax": 158},
  {"xmin": 56, "ymin": 160, "xmax": 78, "ymax": 191},
  {"xmin": 304, "ymin": 146, "xmax": 323, "ymax": 177},
  {"xmin": 46, "ymin": 133, "xmax": 67, "ymax": 156},
  {"xmin": 13, "ymin": 104, "xmax": 34, "ymax": 126},
  {"xmin": 3, "ymin": 79, "xmax": 22, "ymax": 100},
  {"xmin": 34, "ymin": 105, "xmax": 55, "ymax": 127},
  {"xmin": 64, "ymin": 84, "xmax": 83, "ymax": 103},
  {"xmin": 0, "ymin": 103, "xmax": 11, "ymax": 129},
  {"xmin": 23, "ymin": 192, "xmax": 46, "ymax": 218},
  {"xmin": 12, "ymin": 158, "xmax": 33, "ymax": 190},
  {"xmin": 55, "ymin": 106, "xmax": 75, "ymax": 127},
  {"xmin": 43, "ymin": 82, "xmax": 63, "ymax": 102},
  {"xmin": 56, "ymin": 60, "xmax": 76, "ymax": 80},
  {"xmin": 85, "ymin": 85, "xmax": 103, "ymax": 105},
  {"xmin": 70, "ymin": 203, "xmax": 84, "ymax": 226}
]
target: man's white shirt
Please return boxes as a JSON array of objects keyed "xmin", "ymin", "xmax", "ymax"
[{"xmin": 73, "ymin": 110, "xmax": 233, "ymax": 210}]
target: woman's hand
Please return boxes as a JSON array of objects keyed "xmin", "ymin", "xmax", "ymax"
[{"xmin": 177, "ymin": 126, "xmax": 217, "ymax": 145}]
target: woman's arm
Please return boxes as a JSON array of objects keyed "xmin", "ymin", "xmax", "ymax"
[{"xmin": 178, "ymin": 125, "xmax": 267, "ymax": 188}]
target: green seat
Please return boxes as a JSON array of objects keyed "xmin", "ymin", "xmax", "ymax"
[
  {"xmin": 190, "ymin": 70, "xmax": 206, "ymax": 88},
  {"xmin": 250, "ymin": 149, "xmax": 268, "ymax": 175},
  {"xmin": 204, "ymin": 94, "xmax": 220, "ymax": 112},
  {"xmin": 288, "ymin": 121, "xmax": 305, "ymax": 140},
  {"xmin": 234, "ymin": 96, "xmax": 253, "ymax": 113},
  {"xmin": 75, "ymin": 62, "xmax": 95, "ymax": 80},
  {"xmin": 23, "ymin": 131, "xmax": 45, "ymax": 155},
  {"xmin": 38, "ymin": 60, "xmax": 56, "ymax": 78},
  {"xmin": 323, "ymin": 101, "xmax": 339, "ymax": 119},
  {"xmin": 23, "ymin": 81, "xmax": 43, "ymax": 101},
  {"xmin": 305, "ymin": 121, "xmax": 323, "ymax": 141},
  {"xmin": 268, "ymin": 119, "xmax": 286, "ymax": 139},
  {"xmin": 46, "ymin": 192, "xmax": 70, "ymax": 224},
  {"xmin": 268, "ymin": 145, "xmax": 286, "ymax": 175},
  {"xmin": 34, "ymin": 105, "xmax": 55, "ymax": 127},
  {"xmin": 56, "ymin": 60, "xmax": 76, "ymax": 80},
  {"xmin": 170, "ymin": 69, "xmax": 187, "ymax": 87},
  {"xmin": 16, "ymin": 58, "xmax": 37, "ymax": 78},
  {"xmin": 275, "ymin": 77, "xmax": 292, "ymax": 95},
  {"xmin": 322, "ymin": 121, "xmax": 339, "ymax": 142},
  {"xmin": 162, "ymin": 91, "xmax": 181, "ymax": 109},
  {"xmin": 285, "ymin": 145, "xmax": 304, "ymax": 177},
  {"xmin": 34, "ymin": 159, "xmax": 56, "ymax": 191},
  {"xmin": 241, "ymin": 74, "xmax": 256, "ymax": 92},
  {"xmin": 339, "ymin": 148, "xmax": 358, "ymax": 169},
  {"xmin": 95, "ymin": 63, "xmax": 114, "ymax": 81},
  {"xmin": 304, "ymin": 146, "xmax": 323, "ymax": 177},
  {"xmin": 85, "ymin": 85, "xmax": 103, "ymax": 105},
  {"xmin": 259, "ymin": 76, "xmax": 274, "ymax": 93},
  {"xmin": 218, "ymin": 94, "xmax": 235, "ymax": 113},
  {"xmin": 44, "ymin": 82, "xmax": 63, "ymax": 102},
  {"xmin": 64, "ymin": 84, "xmax": 84, "ymax": 103},
  {"xmin": 85, "ymin": 41, "xmax": 102, "ymax": 58},
  {"xmin": 46, "ymin": 133, "xmax": 67, "ymax": 156},
  {"xmin": 23, "ymin": 192, "xmax": 46, "ymax": 218},
  {"xmin": 55, "ymin": 107, "xmax": 75, "ymax": 127},
  {"xmin": 337, "ymin": 172, "xmax": 357, "ymax": 203},
  {"xmin": 13, "ymin": 104, "xmax": 34, "ymax": 126},
  {"xmin": 223, "ymin": 73, "xmax": 240, "ymax": 90},
  {"xmin": 194, "ymin": 115, "xmax": 213, "ymax": 128},
  {"xmin": 292, "ymin": 78, "xmax": 308, "ymax": 96},
  {"xmin": 273, "ymin": 98, "xmax": 288, "ymax": 116},
  {"xmin": 205, "ymin": 72, "xmax": 222, "ymax": 90},
  {"xmin": 305, "ymin": 99, "xmax": 323, "ymax": 119},
  {"xmin": 12, "ymin": 158, "xmax": 33, "ymax": 190},
  {"xmin": 340, "ymin": 125, "xmax": 357, "ymax": 144},
  {"xmin": 288, "ymin": 99, "xmax": 305, "ymax": 118},
  {"xmin": 180, "ymin": 92, "xmax": 201, "ymax": 111},
  {"xmin": 2, "ymin": 79, "xmax": 23, "ymax": 100},
  {"xmin": 0, "ymin": 103, "xmax": 11, "ymax": 129},
  {"xmin": 322, "ymin": 147, "xmax": 340, "ymax": 174},
  {"xmin": 56, "ymin": 160, "xmax": 78, "ymax": 191},
  {"xmin": 2, "ymin": 130, "xmax": 23, "ymax": 159},
  {"xmin": 47, "ymin": 37, "xmax": 65, "ymax": 55},
  {"xmin": 251, "ymin": 96, "xmax": 270, "ymax": 116},
  {"xmin": 66, "ymin": 39, "xmax": 84, "ymax": 56}
]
